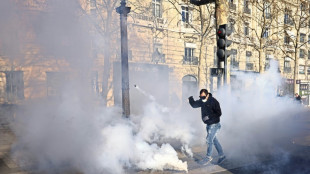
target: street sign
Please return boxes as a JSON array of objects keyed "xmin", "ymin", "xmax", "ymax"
[{"xmin": 296, "ymin": 80, "xmax": 301, "ymax": 84}]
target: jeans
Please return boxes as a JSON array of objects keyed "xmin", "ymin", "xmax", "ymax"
[{"xmin": 206, "ymin": 123, "xmax": 224, "ymax": 157}]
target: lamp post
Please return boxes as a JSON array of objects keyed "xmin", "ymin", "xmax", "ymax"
[{"xmin": 116, "ymin": 0, "xmax": 131, "ymax": 118}]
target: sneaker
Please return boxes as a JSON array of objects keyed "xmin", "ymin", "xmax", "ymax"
[
  {"xmin": 199, "ymin": 156, "xmax": 213, "ymax": 165},
  {"xmin": 217, "ymin": 155, "xmax": 226, "ymax": 164}
]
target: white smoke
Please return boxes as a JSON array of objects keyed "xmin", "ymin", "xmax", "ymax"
[
  {"xmin": 216, "ymin": 60, "xmax": 307, "ymax": 161},
  {"xmin": 11, "ymin": 95, "xmax": 189, "ymax": 173},
  {"xmin": 9, "ymin": 54, "xmax": 308, "ymax": 174},
  {"xmin": 2, "ymin": 1, "xmax": 308, "ymax": 173}
]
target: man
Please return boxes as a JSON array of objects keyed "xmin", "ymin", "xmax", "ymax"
[
  {"xmin": 188, "ymin": 89, "xmax": 226, "ymax": 165},
  {"xmin": 295, "ymin": 93, "xmax": 302, "ymax": 104}
]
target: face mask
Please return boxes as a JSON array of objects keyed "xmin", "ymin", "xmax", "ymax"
[{"xmin": 199, "ymin": 96, "xmax": 206, "ymax": 100}]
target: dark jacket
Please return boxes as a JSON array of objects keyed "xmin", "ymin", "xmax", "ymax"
[
  {"xmin": 189, "ymin": 93, "xmax": 222, "ymax": 125},
  {"xmin": 295, "ymin": 95, "xmax": 302, "ymax": 104}
]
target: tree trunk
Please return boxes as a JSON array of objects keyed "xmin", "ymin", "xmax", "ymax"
[
  {"xmin": 294, "ymin": 47, "xmax": 299, "ymax": 95},
  {"xmin": 101, "ymin": 12, "xmax": 113, "ymax": 106},
  {"xmin": 198, "ymin": 38, "xmax": 204, "ymax": 89},
  {"xmin": 259, "ymin": 48, "xmax": 264, "ymax": 73}
]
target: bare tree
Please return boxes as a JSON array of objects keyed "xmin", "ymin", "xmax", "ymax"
[
  {"xmin": 166, "ymin": 0, "xmax": 216, "ymax": 87},
  {"xmin": 277, "ymin": 0, "xmax": 310, "ymax": 95},
  {"xmin": 235, "ymin": 0, "xmax": 280, "ymax": 73},
  {"xmin": 79, "ymin": 0, "xmax": 121, "ymax": 106}
]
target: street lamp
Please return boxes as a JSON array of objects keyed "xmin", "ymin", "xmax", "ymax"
[{"xmin": 116, "ymin": 0, "xmax": 131, "ymax": 118}]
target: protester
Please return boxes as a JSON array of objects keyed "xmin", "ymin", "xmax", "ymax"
[{"xmin": 188, "ymin": 89, "xmax": 226, "ymax": 165}]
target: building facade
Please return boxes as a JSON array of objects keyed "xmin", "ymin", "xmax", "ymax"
[{"xmin": 0, "ymin": 0, "xmax": 309, "ymax": 106}]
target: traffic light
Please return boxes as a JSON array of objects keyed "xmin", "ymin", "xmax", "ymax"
[
  {"xmin": 216, "ymin": 24, "xmax": 232, "ymax": 63},
  {"xmin": 190, "ymin": 0, "xmax": 215, "ymax": 6}
]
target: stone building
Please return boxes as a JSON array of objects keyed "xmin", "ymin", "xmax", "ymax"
[{"xmin": 0, "ymin": 0, "xmax": 309, "ymax": 107}]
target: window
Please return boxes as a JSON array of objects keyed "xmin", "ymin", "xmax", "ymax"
[
  {"xmin": 229, "ymin": 0, "xmax": 236, "ymax": 10},
  {"xmin": 185, "ymin": 47, "xmax": 194, "ymax": 59},
  {"xmin": 299, "ymin": 65, "xmax": 305, "ymax": 74},
  {"xmin": 246, "ymin": 51, "xmax": 252, "ymax": 62},
  {"xmin": 308, "ymin": 35, "xmax": 310, "ymax": 44},
  {"xmin": 244, "ymin": 0, "xmax": 249, "ymax": 9},
  {"xmin": 184, "ymin": 46, "xmax": 197, "ymax": 65},
  {"xmin": 308, "ymin": 50, "xmax": 310, "ymax": 59},
  {"xmin": 152, "ymin": 0, "xmax": 162, "ymax": 18},
  {"xmin": 284, "ymin": 9, "xmax": 292, "ymax": 25},
  {"xmin": 300, "ymin": 84, "xmax": 309, "ymax": 90},
  {"xmin": 228, "ymin": 19, "xmax": 235, "ymax": 31},
  {"xmin": 264, "ymin": 2, "xmax": 271, "ymax": 18},
  {"xmin": 246, "ymin": 51, "xmax": 253, "ymax": 70},
  {"xmin": 265, "ymin": 55, "xmax": 272, "ymax": 70},
  {"xmin": 301, "ymin": 3, "xmax": 306, "ymax": 11},
  {"xmin": 244, "ymin": 23, "xmax": 249, "ymax": 36},
  {"xmin": 244, "ymin": 0, "xmax": 251, "ymax": 14},
  {"xmin": 300, "ymin": 33, "xmax": 306, "ymax": 43},
  {"xmin": 243, "ymin": 0, "xmax": 251, "ymax": 14},
  {"xmin": 5, "ymin": 71, "xmax": 24, "ymax": 102},
  {"xmin": 152, "ymin": 43, "xmax": 165, "ymax": 63},
  {"xmin": 230, "ymin": 49, "xmax": 238, "ymax": 70},
  {"xmin": 263, "ymin": 27, "xmax": 269, "ymax": 38},
  {"xmin": 284, "ymin": 34, "xmax": 290, "ymax": 44},
  {"xmin": 181, "ymin": 6, "xmax": 191, "ymax": 26},
  {"xmin": 308, "ymin": 66, "xmax": 310, "ymax": 74},
  {"xmin": 300, "ymin": 49, "xmax": 305, "ymax": 58},
  {"xmin": 284, "ymin": 57, "xmax": 291, "ymax": 73}
]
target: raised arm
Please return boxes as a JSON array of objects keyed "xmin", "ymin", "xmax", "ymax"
[{"xmin": 188, "ymin": 96, "xmax": 201, "ymax": 108}]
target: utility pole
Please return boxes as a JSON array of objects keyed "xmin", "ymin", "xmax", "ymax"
[{"xmin": 116, "ymin": 0, "xmax": 131, "ymax": 118}]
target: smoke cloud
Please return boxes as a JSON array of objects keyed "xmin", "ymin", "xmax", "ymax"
[{"xmin": 1, "ymin": 1, "xmax": 308, "ymax": 174}]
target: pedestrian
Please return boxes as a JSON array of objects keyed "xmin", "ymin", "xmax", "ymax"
[
  {"xmin": 295, "ymin": 93, "xmax": 302, "ymax": 104},
  {"xmin": 188, "ymin": 89, "xmax": 226, "ymax": 165}
]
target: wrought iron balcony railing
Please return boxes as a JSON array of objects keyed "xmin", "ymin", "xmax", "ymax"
[
  {"xmin": 284, "ymin": 67, "xmax": 292, "ymax": 73},
  {"xmin": 183, "ymin": 56, "xmax": 198, "ymax": 65}
]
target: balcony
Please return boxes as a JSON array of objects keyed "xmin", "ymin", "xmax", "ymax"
[
  {"xmin": 183, "ymin": 56, "xmax": 198, "ymax": 65},
  {"xmin": 284, "ymin": 67, "xmax": 292, "ymax": 73},
  {"xmin": 246, "ymin": 63, "xmax": 254, "ymax": 70},
  {"xmin": 244, "ymin": 8, "xmax": 251, "ymax": 14},
  {"xmin": 132, "ymin": 13, "xmax": 165, "ymax": 24},
  {"xmin": 229, "ymin": 3, "xmax": 236, "ymax": 11}
]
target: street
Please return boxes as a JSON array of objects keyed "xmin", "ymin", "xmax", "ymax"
[{"xmin": 1, "ymin": 106, "xmax": 310, "ymax": 174}]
